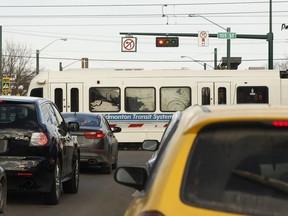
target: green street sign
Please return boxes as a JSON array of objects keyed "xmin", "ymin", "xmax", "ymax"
[{"xmin": 217, "ymin": 32, "xmax": 237, "ymax": 39}]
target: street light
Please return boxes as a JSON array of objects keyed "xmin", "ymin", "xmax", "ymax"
[
  {"xmin": 189, "ymin": 14, "xmax": 231, "ymax": 69},
  {"xmin": 36, "ymin": 38, "xmax": 67, "ymax": 74},
  {"xmin": 181, "ymin": 56, "xmax": 214, "ymax": 70}
]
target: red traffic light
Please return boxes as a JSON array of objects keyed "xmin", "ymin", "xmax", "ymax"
[{"xmin": 156, "ymin": 37, "xmax": 179, "ymax": 47}]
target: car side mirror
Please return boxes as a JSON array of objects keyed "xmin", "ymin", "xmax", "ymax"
[
  {"xmin": 67, "ymin": 122, "xmax": 79, "ymax": 132},
  {"xmin": 114, "ymin": 166, "xmax": 148, "ymax": 191},
  {"xmin": 142, "ymin": 140, "xmax": 159, "ymax": 151},
  {"xmin": 112, "ymin": 126, "xmax": 122, "ymax": 133}
]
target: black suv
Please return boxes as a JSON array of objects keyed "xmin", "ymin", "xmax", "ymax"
[{"xmin": 0, "ymin": 96, "xmax": 80, "ymax": 205}]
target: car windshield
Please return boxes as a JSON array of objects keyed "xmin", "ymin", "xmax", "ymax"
[
  {"xmin": 0, "ymin": 102, "xmax": 37, "ymax": 130},
  {"xmin": 63, "ymin": 114, "xmax": 100, "ymax": 127},
  {"xmin": 182, "ymin": 121, "xmax": 288, "ymax": 216}
]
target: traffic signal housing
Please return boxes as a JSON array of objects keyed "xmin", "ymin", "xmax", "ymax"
[{"xmin": 156, "ymin": 37, "xmax": 179, "ymax": 47}]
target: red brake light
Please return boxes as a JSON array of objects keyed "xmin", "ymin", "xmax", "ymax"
[
  {"xmin": 84, "ymin": 131, "xmax": 105, "ymax": 139},
  {"xmin": 273, "ymin": 121, "xmax": 288, "ymax": 127},
  {"xmin": 30, "ymin": 133, "xmax": 48, "ymax": 146}
]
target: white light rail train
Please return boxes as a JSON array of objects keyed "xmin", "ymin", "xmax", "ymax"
[{"xmin": 27, "ymin": 68, "xmax": 288, "ymax": 148}]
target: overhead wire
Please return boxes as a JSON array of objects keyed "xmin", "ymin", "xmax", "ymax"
[{"xmin": 0, "ymin": 1, "xmax": 287, "ymax": 8}]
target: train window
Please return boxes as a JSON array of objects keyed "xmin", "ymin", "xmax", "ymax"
[
  {"xmin": 202, "ymin": 87, "xmax": 210, "ymax": 105},
  {"xmin": 125, "ymin": 87, "xmax": 156, "ymax": 112},
  {"xmin": 160, "ymin": 87, "xmax": 191, "ymax": 112},
  {"xmin": 30, "ymin": 88, "xmax": 43, "ymax": 97},
  {"xmin": 54, "ymin": 88, "xmax": 63, "ymax": 112},
  {"xmin": 70, "ymin": 88, "xmax": 79, "ymax": 112},
  {"xmin": 89, "ymin": 87, "xmax": 120, "ymax": 112},
  {"xmin": 218, "ymin": 87, "xmax": 227, "ymax": 104},
  {"xmin": 237, "ymin": 86, "xmax": 268, "ymax": 104}
]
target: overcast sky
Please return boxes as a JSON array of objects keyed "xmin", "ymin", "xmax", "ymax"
[{"xmin": 1, "ymin": 0, "xmax": 288, "ymax": 71}]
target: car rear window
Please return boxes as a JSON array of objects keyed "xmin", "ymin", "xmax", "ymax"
[
  {"xmin": 0, "ymin": 102, "xmax": 37, "ymax": 130},
  {"xmin": 182, "ymin": 121, "xmax": 288, "ymax": 216},
  {"xmin": 63, "ymin": 114, "xmax": 100, "ymax": 127}
]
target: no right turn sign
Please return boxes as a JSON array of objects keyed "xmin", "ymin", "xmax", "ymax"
[{"xmin": 121, "ymin": 37, "xmax": 137, "ymax": 52}]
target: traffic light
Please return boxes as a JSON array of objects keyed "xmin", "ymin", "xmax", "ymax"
[{"xmin": 156, "ymin": 37, "xmax": 179, "ymax": 47}]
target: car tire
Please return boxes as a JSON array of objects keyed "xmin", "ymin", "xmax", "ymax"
[
  {"xmin": 45, "ymin": 159, "xmax": 61, "ymax": 205},
  {"xmin": 102, "ymin": 163, "xmax": 112, "ymax": 174},
  {"xmin": 63, "ymin": 154, "xmax": 80, "ymax": 194},
  {"xmin": 0, "ymin": 178, "xmax": 7, "ymax": 215}
]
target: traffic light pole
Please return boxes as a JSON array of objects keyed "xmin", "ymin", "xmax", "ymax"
[
  {"xmin": 120, "ymin": 32, "xmax": 273, "ymax": 69},
  {"xmin": 227, "ymin": 27, "xmax": 231, "ymax": 69},
  {"xmin": 36, "ymin": 49, "xmax": 39, "ymax": 74},
  {"xmin": 120, "ymin": 0, "xmax": 273, "ymax": 70}
]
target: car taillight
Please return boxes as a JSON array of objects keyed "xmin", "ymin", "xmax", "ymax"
[
  {"xmin": 273, "ymin": 121, "xmax": 288, "ymax": 127},
  {"xmin": 84, "ymin": 131, "xmax": 105, "ymax": 139},
  {"xmin": 140, "ymin": 211, "xmax": 165, "ymax": 216},
  {"xmin": 30, "ymin": 133, "xmax": 48, "ymax": 146}
]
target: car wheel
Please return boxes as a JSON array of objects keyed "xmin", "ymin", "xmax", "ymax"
[
  {"xmin": 0, "ymin": 178, "xmax": 7, "ymax": 215},
  {"xmin": 63, "ymin": 154, "xmax": 80, "ymax": 194},
  {"xmin": 102, "ymin": 163, "xmax": 112, "ymax": 174},
  {"xmin": 46, "ymin": 159, "xmax": 61, "ymax": 205}
]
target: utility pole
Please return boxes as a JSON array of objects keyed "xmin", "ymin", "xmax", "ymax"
[
  {"xmin": 59, "ymin": 62, "xmax": 63, "ymax": 71},
  {"xmin": 214, "ymin": 48, "xmax": 217, "ymax": 69},
  {"xmin": 268, "ymin": 0, "xmax": 273, "ymax": 69}
]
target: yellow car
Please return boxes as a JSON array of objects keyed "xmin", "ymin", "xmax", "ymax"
[{"xmin": 115, "ymin": 104, "xmax": 288, "ymax": 216}]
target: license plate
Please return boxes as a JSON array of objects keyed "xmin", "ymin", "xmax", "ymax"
[{"xmin": 0, "ymin": 140, "xmax": 8, "ymax": 153}]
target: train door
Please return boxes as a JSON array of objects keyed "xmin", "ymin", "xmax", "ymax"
[
  {"xmin": 50, "ymin": 83, "xmax": 83, "ymax": 112},
  {"xmin": 197, "ymin": 82, "xmax": 231, "ymax": 105}
]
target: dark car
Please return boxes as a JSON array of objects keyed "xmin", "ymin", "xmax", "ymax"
[
  {"xmin": 0, "ymin": 96, "xmax": 80, "ymax": 205},
  {"xmin": 62, "ymin": 112, "xmax": 121, "ymax": 174},
  {"xmin": 0, "ymin": 167, "xmax": 7, "ymax": 215}
]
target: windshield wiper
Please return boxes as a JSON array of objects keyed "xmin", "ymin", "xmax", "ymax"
[{"xmin": 233, "ymin": 169, "xmax": 288, "ymax": 193}]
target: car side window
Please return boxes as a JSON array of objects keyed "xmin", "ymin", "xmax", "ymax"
[
  {"xmin": 41, "ymin": 103, "xmax": 58, "ymax": 125},
  {"xmin": 102, "ymin": 116, "xmax": 111, "ymax": 130},
  {"xmin": 51, "ymin": 104, "xmax": 68, "ymax": 136}
]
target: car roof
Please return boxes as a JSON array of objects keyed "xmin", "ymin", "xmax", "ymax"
[
  {"xmin": 0, "ymin": 95, "xmax": 46, "ymax": 103},
  {"xmin": 181, "ymin": 104, "xmax": 288, "ymax": 133}
]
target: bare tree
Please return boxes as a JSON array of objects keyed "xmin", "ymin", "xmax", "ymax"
[{"xmin": 2, "ymin": 41, "xmax": 36, "ymax": 95}]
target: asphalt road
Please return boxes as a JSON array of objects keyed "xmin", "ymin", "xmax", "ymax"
[{"xmin": 6, "ymin": 150, "xmax": 153, "ymax": 216}]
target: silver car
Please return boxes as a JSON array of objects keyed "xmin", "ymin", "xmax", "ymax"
[{"xmin": 62, "ymin": 112, "xmax": 121, "ymax": 174}]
